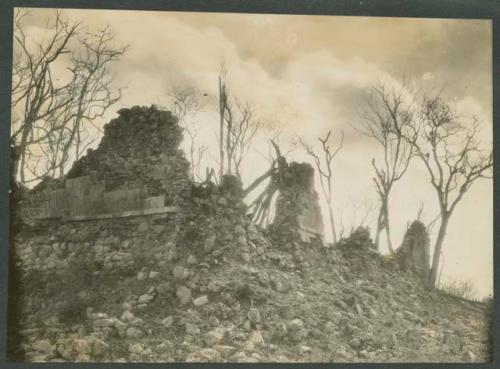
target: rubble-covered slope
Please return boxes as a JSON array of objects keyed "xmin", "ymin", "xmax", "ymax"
[
  {"xmin": 12, "ymin": 189, "xmax": 492, "ymax": 363},
  {"xmin": 9, "ymin": 105, "xmax": 492, "ymax": 363}
]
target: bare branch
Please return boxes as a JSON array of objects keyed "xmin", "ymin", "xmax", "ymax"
[
  {"xmin": 402, "ymin": 88, "xmax": 493, "ymax": 287},
  {"xmin": 11, "ymin": 10, "xmax": 127, "ymax": 184},
  {"xmin": 358, "ymin": 82, "xmax": 415, "ymax": 251},
  {"xmin": 300, "ymin": 130, "xmax": 343, "ymax": 243}
]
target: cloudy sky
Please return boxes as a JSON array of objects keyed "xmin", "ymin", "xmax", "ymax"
[{"xmin": 17, "ymin": 8, "xmax": 492, "ymax": 297}]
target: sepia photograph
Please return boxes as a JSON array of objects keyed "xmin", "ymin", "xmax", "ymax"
[{"xmin": 4, "ymin": 3, "xmax": 495, "ymax": 364}]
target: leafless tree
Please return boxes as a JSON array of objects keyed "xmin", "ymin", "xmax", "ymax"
[
  {"xmin": 218, "ymin": 66, "xmax": 229, "ymax": 181},
  {"xmin": 245, "ymin": 140, "xmax": 287, "ymax": 226},
  {"xmin": 415, "ymin": 202, "xmax": 440, "ymax": 233},
  {"xmin": 57, "ymin": 26, "xmax": 127, "ymax": 177},
  {"xmin": 10, "ymin": 10, "xmax": 127, "ymax": 184},
  {"xmin": 167, "ymin": 87, "xmax": 208, "ymax": 181},
  {"xmin": 405, "ymin": 93, "xmax": 492, "ymax": 288},
  {"xmin": 216, "ymin": 66, "xmax": 261, "ymax": 180},
  {"xmin": 11, "ymin": 10, "xmax": 79, "ymax": 183},
  {"xmin": 359, "ymin": 83, "xmax": 415, "ymax": 252},
  {"xmin": 245, "ymin": 129, "xmax": 296, "ymax": 226},
  {"xmin": 225, "ymin": 100, "xmax": 261, "ymax": 178},
  {"xmin": 300, "ymin": 130, "xmax": 344, "ymax": 244}
]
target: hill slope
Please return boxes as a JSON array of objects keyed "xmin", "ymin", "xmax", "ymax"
[
  {"xmin": 12, "ymin": 188, "xmax": 492, "ymax": 363},
  {"xmin": 9, "ymin": 106, "xmax": 492, "ymax": 363}
]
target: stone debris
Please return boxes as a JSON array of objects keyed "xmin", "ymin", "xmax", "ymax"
[
  {"xmin": 11, "ymin": 106, "xmax": 491, "ymax": 364},
  {"xmin": 193, "ymin": 295, "xmax": 209, "ymax": 307},
  {"xmin": 337, "ymin": 226, "xmax": 375, "ymax": 250},
  {"xmin": 204, "ymin": 327, "xmax": 226, "ymax": 346},
  {"xmin": 161, "ymin": 316, "xmax": 174, "ymax": 328},
  {"xmin": 176, "ymin": 286, "xmax": 192, "ymax": 305},
  {"xmin": 247, "ymin": 308, "xmax": 261, "ymax": 325}
]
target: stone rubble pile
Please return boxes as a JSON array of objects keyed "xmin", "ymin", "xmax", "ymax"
[
  {"xmin": 15, "ymin": 204, "xmax": 491, "ymax": 363},
  {"xmin": 10, "ymin": 105, "xmax": 492, "ymax": 363}
]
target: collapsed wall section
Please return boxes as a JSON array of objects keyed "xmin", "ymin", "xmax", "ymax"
[
  {"xmin": 16, "ymin": 106, "xmax": 190, "ymax": 224},
  {"xmin": 66, "ymin": 105, "xmax": 190, "ymax": 199},
  {"xmin": 271, "ymin": 162, "xmax": 324, "ymax": 244},
  {"xmin": 396, "ymin": 220, "xmax": 430, "ymax": 283}
]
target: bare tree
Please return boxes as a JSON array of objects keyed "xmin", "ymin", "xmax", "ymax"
[
  {"xmin": 405, "ymin": 94, "xmax": 492, "ymax": 288},
  {"xmin": 10, "ymin": 10, "xmax": 127, "ymax": 184},
  {"xmin": 216, "ymin": 66, "xmax": 261, "ymax": 180},
  {"xmin": 225, "ymin": 100, "xmax": 261, "ymax": 178},
  {"xmin": 218, "ymin": 66, "xmax": 229, "ymax": 181},
  {"xmin": 245, "ymin": 140, "xmax": 287, "ymax": 226},
  {"xmin": 415, "ymin": 202, "xmax": 440, "ymax": 233},
  {"xmin": 300, "ymin": 130, "xmax": 344, "ymax": 244},
  {"xmin": 167, "ymin": 87, "xmax": 208, "ymax": 181},
  {"xmin": 56, "ymin": 26, "xmax": 127, "ymax": 178},
  {"xmin": 11, "ymin": 10, "xmax": 79, "ymax": 183},
  {"xmin": 359, "ymin": 83, "xmax": 415, "ymax": 252},
  {"xmin": 244, "ymin": 129, "xmax": 296, "ymax": 226}
]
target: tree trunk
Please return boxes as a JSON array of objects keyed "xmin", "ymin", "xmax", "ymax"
[
  {"xmin": 17, "ymin": 117, "xmax": 34, "ymax": 185},
  {"xmin": 374, "ymin": 199, "xmax": 384, "ymax": 251},
  {"xmin": 428, "ymin": 214, "xmax": 450, "ymax": 288},
  {"xmin": 7, "ymin": 163, "xmax": 24, "ymax": 361},
  {"xmin": 384, "ymin": 198, "xmax": 394, "ymax": 253},
  {"xmin": 384, "ymin": 222, "xmax": 394, "ymax": 253},
  {"xmin": 327, "ymin": 203, "xmax": 337, "ymax": 244},
  {"xmin": 59, "ymin": 156, "xmax": 65, "ymax": 179},
  {"xmin": 19, "ymin": 150, "xmax": 26, "ymax": 184},
  {"xmin": 218, "ymin": 78, "xmax": 225, "ymax": 181},
  {"xmin": 10, "ymin": 146, "xmax": 21, "ymax": 190},
  {"xmin": 226, "ymin": 119, "xmax": 232, "ymax": 175}
]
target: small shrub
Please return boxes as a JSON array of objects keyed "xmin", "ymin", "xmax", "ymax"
[
  {"xmin": 234, "ymin": 283, "xmax": 253, "ymax": 305},
  {"xmin": 437, "ymin": 279, "xmax": 477, "ymax": 300}
]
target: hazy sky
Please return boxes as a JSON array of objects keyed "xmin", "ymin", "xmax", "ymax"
[{"xmin": 17, "ymin": 8, "xmax": 493, "ymax": 297}]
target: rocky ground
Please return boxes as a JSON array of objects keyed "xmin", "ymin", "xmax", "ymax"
[
  {"xmin": 12, "ymin": 207, "xmax": 492, "ymax": 363},
  {"xmin": 9, "ymin": 105, "xmax": 492, "ymax": 363}
]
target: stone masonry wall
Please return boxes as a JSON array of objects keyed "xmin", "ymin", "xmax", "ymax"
[
  {"xmin": 272, "ymin": 162, "xmax": 324, "ymax": 244},
  {"xmin": 66, "ymin": 105, "xmax": 190, "ymax": 201},
  {"xmin": 16, "ymin": 106, "xmax": 190, "ymax": 224},
  {"xmin": 396, "ymin": 220, "xmax": 430, "ymax": 283}
]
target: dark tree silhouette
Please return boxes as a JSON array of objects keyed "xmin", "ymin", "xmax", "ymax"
[
  {"xmin": 217, "ymin": 66, "xmax": 229, "ymax": 181},
  {"xmin": 216, "ymin": 66, "xmax": 261, "ymax": 180},
  {"xmin": 405, "ymin": 94, "xmax": 492, "ymax": 287},
  {"xmin": 167, "ymin": 87, "xmax": 208, "ymax": 181},
  {"xmin": 11, "ymin": 10, "xmax": 127, "ymax": 184},
  {"xmin": 300, "ymin": 130, "xmax": 344, "ymax": 244},
  {"xmin": 359, "ymin": 83, "xmax": 414, "ymax": 252}
]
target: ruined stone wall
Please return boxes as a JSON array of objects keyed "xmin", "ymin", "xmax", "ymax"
[
  {"xmin": 66, "ymin": 105, "xmax": 190, "ymax": 200},
  {"xmin": 14, "ymin": 214, "xmax": 174, "ymax": 279},
  {"xmin": 11, "ymin": 178, "xmax": 269, "ymax": 360},
  {"xmin": 16, "ymin": 106, "xmax": 190, "ymax": 223},
  {"xmin": 271, "ymin": 162, "xmax": 324, "ymax": 244},
  {"xmin": 13, "ymin": 194, "xmax": 491, "ymax": 363},
  {"xmin": 10, "ymin": 105, "xmax": 490, "ymax": 364},
  {"xmin": 11, "ymin": 178, "xmax": 491, "ymax": 364},
  {"xmin": 396, "ymin": 220, "xmax": 430, "ymax": 283}
]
